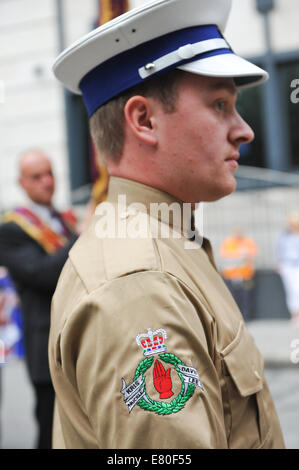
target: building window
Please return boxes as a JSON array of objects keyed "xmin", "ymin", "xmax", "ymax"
[
  {"xmin": 237, "ymin": 84, "xmax": 265, "ymax": 168},
  {"xmin": 65, "ymin": 92, "xmax": 94, "ymax": 204},
  {"xmin": 279, "ymin": 60, "xmax": 299, "ymax": 168}
]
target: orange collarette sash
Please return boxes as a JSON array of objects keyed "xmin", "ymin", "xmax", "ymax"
[{"xmin": 2, "ymin": 207, "xmax": 72, "ymax": 254}]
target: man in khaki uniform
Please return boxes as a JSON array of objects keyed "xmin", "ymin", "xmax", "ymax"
[{"xmin": 49, "ymin": 0, "xmax": 285, "ymax": 449}]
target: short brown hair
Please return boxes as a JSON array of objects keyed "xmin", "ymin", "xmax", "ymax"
[{"xmin": 89, "ymin": 70, "xmax": 184, "ymax": 163}]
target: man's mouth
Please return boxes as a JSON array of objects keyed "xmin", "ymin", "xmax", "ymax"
[{"xmin": 225, "ymin": 153, "xmax": 240, "ymax": 168}]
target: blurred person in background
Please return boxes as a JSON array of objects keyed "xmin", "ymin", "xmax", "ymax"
[
  {"xmin": 277, "ymin": 211, "xmax": 299, "ymax": 327},
  {"xmin": 0, "ymin": 149, "xmax": 78, "ymax": 449},
  {"xmin": 220, "ymin": 227, "xmax": 258, "ymax": 322}
]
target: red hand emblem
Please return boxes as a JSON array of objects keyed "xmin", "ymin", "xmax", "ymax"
[{"xmin": 153, "ymin": 359, "xmax": 174, "ymax": 399}]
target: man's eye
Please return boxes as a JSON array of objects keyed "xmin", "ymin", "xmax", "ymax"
[
  {"xmin": 215, "ymin": 101, "xmax": 225, "ymax": 111},
  {"xmin": 32, "ymin": 175, "xmax": 41, "ymax": 181}
]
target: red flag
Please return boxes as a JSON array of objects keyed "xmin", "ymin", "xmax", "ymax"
[
  {"xmin": 99, "ymin": 0, "xmax": 129, "ymax": 25},
  {"xmin": 88, "ymin": 1, "xmax": 130, "ymax": 203}
]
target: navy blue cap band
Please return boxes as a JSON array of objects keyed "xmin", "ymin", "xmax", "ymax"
[{"xmin": 80, "ymin": 24, "xmax": 232, "ymax": 117}]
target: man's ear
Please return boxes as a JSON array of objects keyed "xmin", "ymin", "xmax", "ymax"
[{"xmin": 124, "ymin": 95, "xmax": 158, "ymax": 147}]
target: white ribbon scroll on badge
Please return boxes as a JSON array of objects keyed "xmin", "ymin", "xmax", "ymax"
[
  {"xmin": 177, "ymin": 364, "xmax": 204, "ymax": 395},
  {"xmin": 139, "ymin": 38, "xmax": 229, "ymax": 79},
  {"xmin": 121, "ymin": 376, "xmax": 151, "ymax": 412}
]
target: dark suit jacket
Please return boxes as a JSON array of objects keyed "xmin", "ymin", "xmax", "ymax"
[{"xmin": 0, "ymin": 221, "xmax": 77, "ymax": 384}]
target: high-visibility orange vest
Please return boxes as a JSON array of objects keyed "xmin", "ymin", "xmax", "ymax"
[{"xmin": 220, "ymin": 236, "xmax": 258, "ymax": 281}]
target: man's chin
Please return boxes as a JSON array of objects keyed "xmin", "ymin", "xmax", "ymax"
[
  {"xmin": 36, "ymin": 198, "xmax": 53, "ymax": 206},
  {"xmin": 201, "ymin": 180, "xmax": 237, "ymax": 203}
]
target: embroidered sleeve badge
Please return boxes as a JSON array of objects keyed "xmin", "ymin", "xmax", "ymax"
[{"xmin": 121, "ymin": 328, "xmax": 203, "ymax": 415}]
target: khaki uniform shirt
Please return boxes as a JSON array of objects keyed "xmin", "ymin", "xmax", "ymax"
[{"xmin": 49, "ymin": 177, "xmax": 285, "ymax": 449}]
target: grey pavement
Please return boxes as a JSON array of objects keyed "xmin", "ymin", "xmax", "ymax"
[
  {"xmin": 0, "ymin": 359, "xmax": 37, "ymax": 449},
  {"xmin": 0, "ymin": 319, "xmax": 298, "ymax": 449},
  {"xmin": 247, "ymin": 319, "xmax": 299, "ymax": 368},
  {"xmin": 247, "ymin": 319, "xmax": 299, "ymax": 449}
]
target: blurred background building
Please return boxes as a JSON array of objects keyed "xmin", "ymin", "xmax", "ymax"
[{"xmin": 1, "ymin": 0, "xmax": 299, "ymax": 319}]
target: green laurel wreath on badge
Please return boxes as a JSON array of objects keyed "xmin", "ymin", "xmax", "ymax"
[{"xmin": 133, "ymin": 353, "xmax": 196, "ymax": 415}]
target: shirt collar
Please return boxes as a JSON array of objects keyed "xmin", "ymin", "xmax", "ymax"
[
  {"xmin": 25, "ymin": 200, "xmax": 67, "ymax": 235},
  {"xmin": 26, "ymin": 200, "xmax": 53, "ymax": 222},
  {"xmin": 107, "ymin": 176, "xmax": 194, "ymax": 236}
]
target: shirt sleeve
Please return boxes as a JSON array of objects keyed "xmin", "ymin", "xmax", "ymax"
[{"xmin": 59, "ymin": 270, "xmax": 228, "ymax": 449}]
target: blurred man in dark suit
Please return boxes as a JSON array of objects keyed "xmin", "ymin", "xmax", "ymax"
[{"xmin": 0, "ymin": 149, "xmax": 78, "ymax": 449}]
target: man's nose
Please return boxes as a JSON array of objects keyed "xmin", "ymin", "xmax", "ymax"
[
  {"xmin": 42, "ymin": 174, "xmax": 54, "ymax": 186},
  {"xmin": 229, "ymin": 112, "xmax": 255, "ymax": 147}
]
